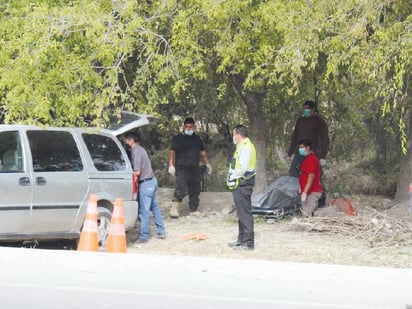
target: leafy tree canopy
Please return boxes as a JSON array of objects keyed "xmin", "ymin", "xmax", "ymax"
[{"xmin": 0, "ymin": 1, "xmax": 411, "ymax": 196}]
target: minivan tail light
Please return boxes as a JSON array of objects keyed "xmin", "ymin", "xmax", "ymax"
[{"xmin": 132, "ymin": 175, "xmax": 139, "ymax": 200}]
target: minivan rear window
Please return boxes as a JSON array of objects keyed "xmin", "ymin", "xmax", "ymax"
[
  {"xmin": 27, "ymin": 130, "xmax": 83, "ymax": 172},
  {"xmin": 82, "ymin": 133, "xmax": 126, "ymax": 171}
]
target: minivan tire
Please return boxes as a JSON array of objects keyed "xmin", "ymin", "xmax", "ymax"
[{"xmin": 97, "ymin": 207, "xmax": 112, "ymax": 251}]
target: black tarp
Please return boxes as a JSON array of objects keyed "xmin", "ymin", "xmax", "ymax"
[{"xmin": 251, "ymin": 176, "xmax": 300, "ymax": 217}]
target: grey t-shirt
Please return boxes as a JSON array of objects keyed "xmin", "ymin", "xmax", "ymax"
[{"xmin": 130, "ymin": 144, "xmax": 155, "ymax": 180}]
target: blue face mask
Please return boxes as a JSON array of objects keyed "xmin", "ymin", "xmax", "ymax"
[
  {"xmin": 184, "ymin": 129, "xmax": 194, "ymax": 136},
  {"xmin": 298, "ymin": 148, "xmax": 307, "ymax": 156},
  {"xmin": 303, "ymin": 108, "xmax": 311, "ymax": 117}
]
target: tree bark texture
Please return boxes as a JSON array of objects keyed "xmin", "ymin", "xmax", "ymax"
[
  {"xmin": 230, "ymin": 75, "xmax": 267, "ymax": 193},
  {"xmin": 395, "ymin": 109, "xmax": 412, "ymax": 204}
]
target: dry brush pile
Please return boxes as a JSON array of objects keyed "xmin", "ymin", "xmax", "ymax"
[{"xmin": 289, "ymin": 209, "xmax": 412, "ymax": 248}]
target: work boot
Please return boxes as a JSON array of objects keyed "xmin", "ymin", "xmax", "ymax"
[{"xmin": 169, "ymin": 201, "xmax": 180, "ymax": 219}]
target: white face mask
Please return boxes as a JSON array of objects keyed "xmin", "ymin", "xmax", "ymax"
[
  {"xmin": 233, "ymin": 136, "xmax": 237, "ymax": 145},
  {"xmin": 184, "ymin": 129, "xmax": 194, "ymax": 136}
]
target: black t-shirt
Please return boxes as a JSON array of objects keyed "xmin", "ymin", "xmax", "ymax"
[{"xmin": 170, "ymin": 133, "xmax": 205, "ymax": 169}]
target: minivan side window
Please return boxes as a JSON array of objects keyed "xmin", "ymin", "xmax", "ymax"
[
  {"xmin": 0, "ymin": 131, "xmax": 24, "ymax": 172},
  {"xmin": 27, "ymin": 130, "xmax": 83, "ymax": 172},
  {"xmin": 82, "ymin": 133, "xmax": 126, "ymax": 171}
]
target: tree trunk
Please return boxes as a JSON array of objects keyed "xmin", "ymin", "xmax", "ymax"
[
  {"xmin": 395, "ymin": 110, "xmax": 412, "ymax": 204},
  {"xmin": 230, "ymin": 75, "xmax": 267, "ymax": 193}
]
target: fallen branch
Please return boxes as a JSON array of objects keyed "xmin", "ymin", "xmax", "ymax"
[{"xmin": 289, "ymin": 209, "xmax": 412, "ymax": 248}]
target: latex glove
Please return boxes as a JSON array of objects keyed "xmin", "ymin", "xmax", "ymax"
[
  {"xmin": 227, "ymin": 174, "xmax": 237, "ymax": 189},
  {"xmin": 320, "ymin": 159, "xmax": 326, "ymax": 166},
  {"xmin": 206, "ymin": 163, "xmax": 212, "ymax": 175},
  {"xmin": 301, "ymin": 192, "xmax": 307, "ymax": 203},
  {"xmin": 168, "ymin": 165, "xmax": 175, "ymax": 176}
]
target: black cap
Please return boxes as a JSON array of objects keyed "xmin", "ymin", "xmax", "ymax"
[
  {"xmin": 303, "ymin": 100, "xmax": 315, "ymax": 109},
  {"xmin": 184, "ymin": 117, "xmax": 195, "ymax": 125}
]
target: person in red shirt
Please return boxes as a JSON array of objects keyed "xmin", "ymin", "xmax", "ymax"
[
  {"xmin": 288, "ymin": 100, "xmax": 329, "ymax": 207},
  {"xmin": 298, "ymin": 139, "xmax": 323, "ymax": 217}
]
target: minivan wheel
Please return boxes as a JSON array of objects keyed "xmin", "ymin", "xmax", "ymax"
[{"xmin": 97, "ymin": 207, "xmax": 112, "ymax": 250}]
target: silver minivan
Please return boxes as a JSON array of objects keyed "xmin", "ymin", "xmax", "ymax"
[{"xmin": 0, "ymin": 112, "xmax": 156, "ymax": 248}]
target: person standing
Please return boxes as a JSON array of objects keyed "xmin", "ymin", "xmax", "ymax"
[
  {"xmin": 287, "ymin": 100, "xmax": 329, "ymax": 177},
  {"xmin": 298, "ymin": 139, "xmax": 323, "ymax": 217},
  {"xmin": 124, "ymin": 132, "xmax": 166, "ymax": 243},
  {"xmin": 227, "ymin": 125, "xmax": 257, "ymax": 251},
  {"xmin": 168, "ymin": 117, "xmax": 212, "ymax": 218},
  {"xmin": 288, "ymin": 100, "xmax": 329, "ymax": 207}
]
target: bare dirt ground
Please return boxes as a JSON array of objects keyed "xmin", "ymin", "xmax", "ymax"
[{"xmin": 127, "ymin": 188, "xmax": 412, "ymax": 268}]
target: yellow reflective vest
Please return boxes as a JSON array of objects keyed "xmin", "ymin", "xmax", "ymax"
[
  {"xmin": 227, "ymin": 137, "xmax": 256, "ymax": 190},
  {"xmin": 234, "ymin": 137, "xmax": 256, "ymax": 175}
]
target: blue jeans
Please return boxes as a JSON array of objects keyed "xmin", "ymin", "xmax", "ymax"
[{"xmin": 138, "ymin": 177, "xmax": 166, "ymax": 240}]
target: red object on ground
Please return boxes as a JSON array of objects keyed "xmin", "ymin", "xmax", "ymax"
[{"xmin": 330, "ymin": 197, "xmax": 356, "ymax": 216}]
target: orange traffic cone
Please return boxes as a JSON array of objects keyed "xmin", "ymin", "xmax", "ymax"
[
  {"xmin": 105, "ymin": 198, "xmax": 127, "ymax": 253},
  {"xmin": 77, "ymin": 194, "xmax": 99, "ymax": 251}
]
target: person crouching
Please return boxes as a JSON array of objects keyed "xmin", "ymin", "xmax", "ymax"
[{"xmin": 298, "ymin": 139, "xmax": 323, "ymax": 217}]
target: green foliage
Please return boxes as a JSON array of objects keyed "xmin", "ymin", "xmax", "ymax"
[
  {"xmin": 317, "ymin": 0, "xmax": 411, "ymax": 154},
  {"xmin": 0, "ymin": 0, "xmax": 411, "ymax": 197},
  {"xmin": 0, "ymin": 0, "xmax": 150, "ymax": 126}
]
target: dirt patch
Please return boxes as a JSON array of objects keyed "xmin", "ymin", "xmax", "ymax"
[{"xmin": 127, "ymin": 188, "xmax": 412, "ymax": 268}]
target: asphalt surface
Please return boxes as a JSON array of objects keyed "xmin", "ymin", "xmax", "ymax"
[{"xmin": 0, "ymin": 247, "xmax": 411, "ymax": 309}]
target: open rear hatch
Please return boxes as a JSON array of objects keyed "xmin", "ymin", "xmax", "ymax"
[{"xmin": 107, "ymin": 111, "xmax": 157, "ymax": 136}]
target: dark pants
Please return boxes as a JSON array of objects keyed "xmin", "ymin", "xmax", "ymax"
[
  {"xmin": 232, "ymin": 183, "xmax": 254, "ymax": 246},
  {"xmin": 173, "ymin": 167, "xmax": 201, "ymax": 210},
  {"xmin": 288, "ymin": 151, "xmax": 305, "ymax": 177}
]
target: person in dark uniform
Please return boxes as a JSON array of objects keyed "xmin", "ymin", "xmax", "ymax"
[
  {"xmin": 288, "ymin": 100, "xmax": 329, "ymax": 206},
  {"xmin": 288, "ymin": 100, "xmax": 329, "ymax": 176},
  {"xmin": 168, "ymin": 117, "xmax": 211, "ymax": 218}
]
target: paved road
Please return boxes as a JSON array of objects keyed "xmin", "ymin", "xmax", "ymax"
[{"xmin": 0, "ymin": 247, "xmax": 410, "ymax": 308}]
